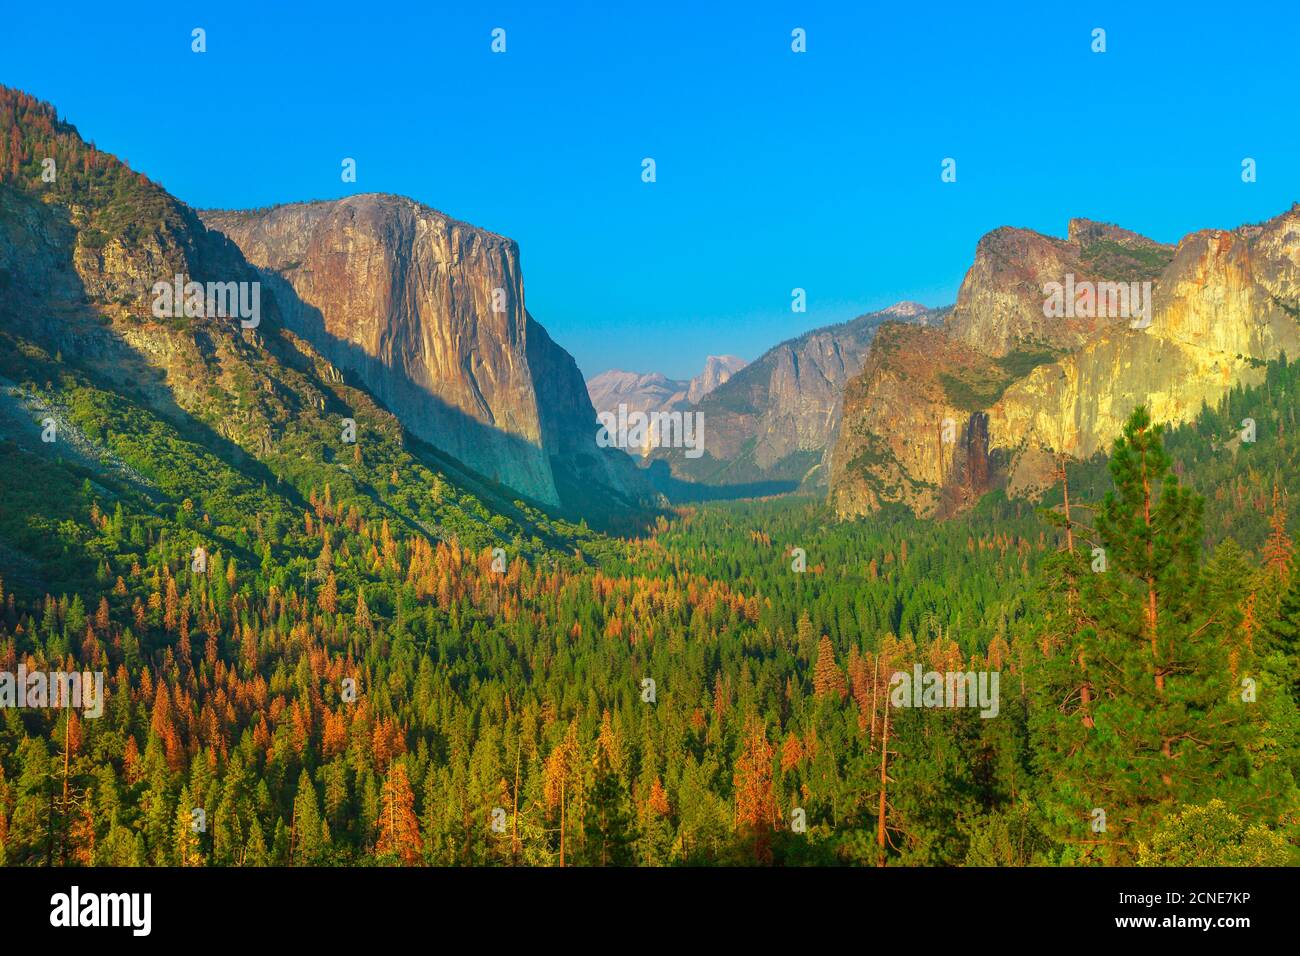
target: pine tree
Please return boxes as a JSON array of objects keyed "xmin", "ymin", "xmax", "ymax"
[
  {"xmin": 637, "ymin": 776, "xmax": 673, "ymax": 866},
  {"xmin": 290, "ymin": 770, "xmax": 330, "ymax": 866},
  {"xmin": 1263, "ymin": 483, "xmax": 1294, "ymax": 581},
  {"xmin": 813, "ymin": 634, "xmax": 847, "ymax": 699},
  {"xmin": 1264, "ymin": 575, "xmax": 1300, "ymax": 691},
  {"xmin": 543, "ymin": 723, "xmax": 581, "ymax": 866},
  {"xmin": 244, "ymin": 817, "xmax": 270, "ymax": 866},
  {"xmin": 173, "ymin": 785, "xmax": 203, "ymax": 866},
  {"xmin": 318, "ymin": 572, "xmax": 338, "ymax": 614},
  {"xmin": 354, "ymin": 588, "xmax": 373, "ymax": 632},
  {"xmin": 1031, "ymin": 407, "xmax": 1275, "ymax": 861},
  {"xmin": 583, "ymin": 743, "xmax": 636, "ymax": 866},
  {"xmin": 733, "ymin": 718, "xmax": 775, "ymax": 864},
  {"xmin": 376, "ymin": 763, "xmax": 422, "ymax": 865}
]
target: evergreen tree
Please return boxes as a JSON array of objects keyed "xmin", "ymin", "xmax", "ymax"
[
  {"xmin": 733, "ymin": 719, "xmax": 775, "ymax": 864},
  {"xmin": 583, "ymin": 746, "xmax": 636, "ymax": 866},
  {"xmin": 291, "ymin": 770, "xmax": 330, "ymax": 866},
  {"xmin": 813, "ymin": 634, "xmax": 847, "ymax": 699},
  {"xmin": 1031, "ymin": 407, "xmax": 1279, "ymax": 862}
]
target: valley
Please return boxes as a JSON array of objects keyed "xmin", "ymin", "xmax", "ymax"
[{"xmin": 0, "ymin": 83, "xmax": 1297, "ymax": 869}]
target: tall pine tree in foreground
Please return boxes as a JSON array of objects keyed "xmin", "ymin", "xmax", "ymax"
[{"xmin": 1030, "ymin": 406, "xmax": 1292, "ymax": 863}]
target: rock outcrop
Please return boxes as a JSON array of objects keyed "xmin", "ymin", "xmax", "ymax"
[
  {"xmin": 686, "ymin": 354, "xmax": 746, "ymax": 405},
  {"xmin": 201, "ymin": 195, "xmax": 651, "ymax": 514},
  {"xmin": 946, "ymin": 219, "xmax": 1174, "ymax": 357},
  {"xmin": 832, "ymin": 207, "xmax": 1300, "ymax": 517},
  {"xmin": 0, "ymin": 86, "xmax": 650, "ymax": 526}
]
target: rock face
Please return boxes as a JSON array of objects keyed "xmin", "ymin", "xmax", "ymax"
[
  {"xmin": 830, "ymin": 322, "xmax": 1005, "ymax": 517},
  {"xmin": 200, "ymin": 196, "xmax": 650, "ymax": 513},
  {"xmin": 651, "ymin": 302, "xmax": 937, "ymax": 489},
  {"xmin": 832, "ymin": 207, "xmax": 1300, "ymax": 517},
  {"xmin": 0, "ymin": 86, "xmax": 648, "ymax": 526},
  {"xmin": 686, "ymin": 354, "xmax": 746, "ymax": 405},
  {"xmin": 946, "ymin": 219, "xmax": 1174, "ymax": 357}
]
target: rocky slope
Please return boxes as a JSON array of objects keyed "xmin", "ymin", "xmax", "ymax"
[
  {"xmin": 200, "ymin": 195, "xmax": 651, "ymax": 515},
  {"xmin": 830, "ymin": 322, "xmax": 1002, "ymax": 517},
  {"xmin": 832, "ymin": 208, "xmax": 1300, "ymax": 517},
  {"xmin": 587, "ymin": 369, "xmax": 689, "ymax": 423},
  {"xmin": 650, "ymin": 302, "xmax": 937, "ymax": 491},
  {"xmin": 0, "ymin": 100, "xmax": 295, "ymax": 463}
]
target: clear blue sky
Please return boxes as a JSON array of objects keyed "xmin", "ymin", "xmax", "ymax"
[{"xmin": 3, "ymin": 1, "xmax": 1297, "ymax": 380}]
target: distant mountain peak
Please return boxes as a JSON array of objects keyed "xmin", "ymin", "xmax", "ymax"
[
  {"xmin": 879, "ymin": 301, "xmax": 929, "ymax": 317},
  {"xmin": 687, "ymin": 354, "xmax": 747, "ymax": 404}
]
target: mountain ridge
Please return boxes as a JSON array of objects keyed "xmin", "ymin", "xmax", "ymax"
[{"xmin": 0, "ymin": 84, "xmax": 653, "ymax": 540}]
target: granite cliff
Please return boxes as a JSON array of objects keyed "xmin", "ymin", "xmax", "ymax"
[
  {"xmin": 200, "ymin": 196, "xmax": 652, "ymax": 515},
  {"xmin": 0, "ymin": 85, "xmax": 650, "ymax": 532},
  {"xmin": 832, "ymin": 207, "xmax": 1300, "ymax": 517}
]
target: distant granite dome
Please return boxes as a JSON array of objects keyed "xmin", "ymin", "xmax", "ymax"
[
  {"xmin": 686, "ymin": 355, "xmax": 747, "ymax": 404},
  {"xmin": 587, "ymin": 355, "xmax": 748, "ymax": 456}
]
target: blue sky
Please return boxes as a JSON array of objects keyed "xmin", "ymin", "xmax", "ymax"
[{"xmin": 3, "ymin": 1, "xmax": 1297, "ymax": 379}]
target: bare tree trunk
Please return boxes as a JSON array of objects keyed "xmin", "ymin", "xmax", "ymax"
[
  {"xmin": 1140, "ymin": 448, "xmax": 1162, "ymax": 694},
  {"xmin": 1060, "ymin": 462, "xmax": 1094, "ymax": 729},
  {"xmin": 876, "ymin": 694, "xmax": 890, "ymax": 868},
  {"xmin": 512, "ymin": 743, "xmax": 521, "ymax": 865},
  {"xmin": 60, "ymin": 711, "xmax": 71, "ymax": 865},
  {"xmin": 869, "ymin": 654, "xmax": 879, "ymax": 748}
]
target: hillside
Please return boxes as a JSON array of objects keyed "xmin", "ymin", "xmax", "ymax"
[{"xmin": 0, "ymin": 86, "xmax": 619, "ymax": 603}]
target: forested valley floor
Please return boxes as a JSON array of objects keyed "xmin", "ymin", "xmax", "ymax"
[{"xmin": 2, "ymin": 329, "xmax": 1299, "ymax": 866}]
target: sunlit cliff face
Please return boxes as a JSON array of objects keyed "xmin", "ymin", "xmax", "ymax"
[{"xmin": 833, "ymin": 206, "xmax": 1300, "ymax": 518}]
